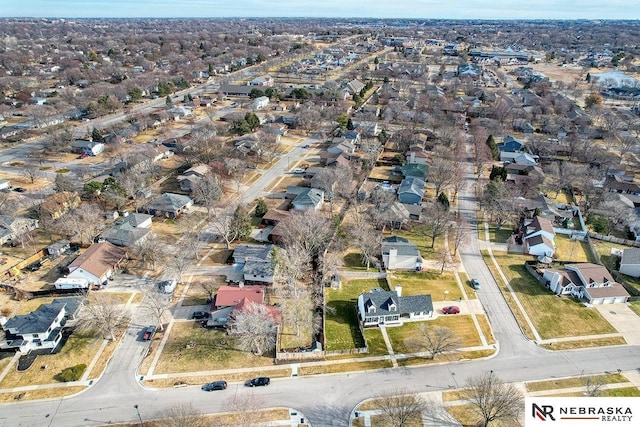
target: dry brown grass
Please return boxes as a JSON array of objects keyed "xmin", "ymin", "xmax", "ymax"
[
  {"xmin": 297, "ymin": 360, "xmax": 392, "ymax": 375},
  {"xmin": 540, "ymin": 336, "xmax": 626, "ymax": 350},
  {"xmin": 0, "ymin": 386, "xmax": 87, "ymax": 403},
  {"xmin": 526, "ymin": 373, "xmax": 628, "ymax": 392},
  {"xmin": 477, "ymin": 314, "xmax": 496, "ymax": 345},
  {"xmin": 446, "ymin": 403, "xmax": 520, "ymax": 427},
  {"xmin": 396, "ymin": 349, "xmax": 496, "ymax": 367}
]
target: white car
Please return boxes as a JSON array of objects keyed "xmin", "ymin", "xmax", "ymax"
[{"xmin": 292, "ymin": 168, "xmax": 305, "ymax": 174}]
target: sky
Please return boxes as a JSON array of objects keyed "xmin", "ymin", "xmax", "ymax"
[{"xmin": 3, "ymin": 1, "xmax": 639, "ymax": 20}]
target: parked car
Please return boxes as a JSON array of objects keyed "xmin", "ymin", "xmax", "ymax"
[
  {"xmin": 202, "ymin": 381, "xmax": 227, "ymax": 391},
  {"xmin": 245, "ymin": 377, "xmax": 270, "ymax": 387},
  {"xmin": 471, "ymin": 278, "xmax": 480, "ymax": 290},
  {"xmin": 142, "ymin": 325, "xmax": 156, "ymax": 340},
  {"xmin": 292, "ymin": 168, "xmax": 305, "ymax": 174},
  {"xmin": 442, "ymin": 306, "xmax": 460, "ymax": 315},
  {"xmin": 301, "ymin": 144, "xmax": 310, "ymax": 148},
  {"xmin": 157, "ymin": 278, "xmax": 177, "ymax": 293},
  {"xmin": 192, "ymin": 311, "xmax": 210, "ymax": 320},
  {"xmin": 12, "ymin": 187, "xmax": 26, "ymax": 193}
]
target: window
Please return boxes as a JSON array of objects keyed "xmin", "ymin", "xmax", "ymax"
[
  {"xmin": 33, "ymin": 334, "xmax": 39, "ymax": 338},
  {"xmin": 368, "ymin": 305, "xmax": 376, "ymax": 314}
]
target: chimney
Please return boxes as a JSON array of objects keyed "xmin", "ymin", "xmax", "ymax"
[{"xmin": 396, "ymin": 286, "xmax": 402, "ymax": 297}]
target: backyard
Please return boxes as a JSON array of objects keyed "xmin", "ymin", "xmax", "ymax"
[
  {"xmin": 324, "ymin": 278, "xmax": 388, "ymax": 351},
  {"xmin": 491, "ymin": 253, "xmax": 616, "ymax": 339},
  {"xmin": 388, "ymin": 271, "xmax": 462, "ymax": 301}
]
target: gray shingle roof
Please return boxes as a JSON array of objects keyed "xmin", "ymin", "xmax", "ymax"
[
  {"xmin": 2, "ymin": 298, "xmax": 81, "ymax": 335},
  {"xmin": 361, "ymin": 289, "xmax": 433, "ymax": 317},
  {"xmin": 144, "ymin": 193, "xmax": 193, "ymax": 213},
  {"xmin": 381, "ymin": 236, "xmax": 420, "ymax": 257}
]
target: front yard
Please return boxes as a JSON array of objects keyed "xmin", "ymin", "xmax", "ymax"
[
  {"xmin": 152, "ymin": 322, "xmax": 275, "ymax": 374},
  {"xmin": 324, "ymin": 278, "xmax": 388, "ymax": 351},
  {"xmin": 490, "ymin": 253, "xmax": 616, "ymax": 339}
]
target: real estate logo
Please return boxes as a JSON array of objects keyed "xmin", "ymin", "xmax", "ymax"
[{"xmin": 526, "ymin": 398, "xmax": 638, "ymax": 426}]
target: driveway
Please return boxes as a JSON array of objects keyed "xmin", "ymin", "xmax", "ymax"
[{"xmin": 595, "ymin": 304, "xmax": 640, "ymax": 345}]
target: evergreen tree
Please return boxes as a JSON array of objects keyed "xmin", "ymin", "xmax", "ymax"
[{"xmin": 255, "ymin": 198, "xmax": 268, "ymax": 217}]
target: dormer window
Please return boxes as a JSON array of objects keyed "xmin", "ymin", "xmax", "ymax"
[{"xmin": 388, "ymin": 303, "xmax": 397, "ymax": 311}]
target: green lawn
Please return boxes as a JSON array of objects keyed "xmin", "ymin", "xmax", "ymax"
[
  {"xmin": 629, "ymin": 301, "xmax": 640, "ymax": 317},
  {"xmin": 325, "ymin": 278, "xmax": 388, "ymax": 351},
  {"xmin": 388, "ymin": 271, "xmax": 462, "ymax": 301},
  {"xmin": 363, "ymin": 328, "xmax": 389, "ymax": 356},
  {"xmin": 343, "ymin": 250, "xmax": 378, "ymax": 272},
  {"xmin": 153, "ymin": 322, "xmax": 275, "ymax": 374},
  {"xmin": 554, "ymin": 234, "xmax": 592, "ymax": 262},
  {"xmin": 591, "ymin": 240, "xmax": 640, "ymax": 295},
  {"xmin": 492, "ymin": 253, "xmax": 616, "ymax": 339},
  {"xmin": 393, "ymin": 223, "xmax": 446, "ymax": 262}
]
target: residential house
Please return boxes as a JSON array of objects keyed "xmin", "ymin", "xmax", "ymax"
[
  {"xmin": 456, "ymin": 63, "xmax": 483, "ymax": 78},
  {"xmin": 292, "ymin": 188, "xmax": 325, "ymax": 211},
  {"xmin": 250, "ymin": 75, "xmax": 274, "ymax": 86},
  {"xmin": 346, "ymin": 79, "xmax": 366, "ymax": 95},
  {"xmin": 327, "ymin": 139, "xmax": 356, "ymax": 156},
  {"xmin": 218, "ymin": 84, "xmax": 254, "ymax": 97},
  {"xmin": 543, "ymin": 263, "xmax": 629, "ymax": 304},
  {"xmin": 98, "ymin": 213, "xmax": 152, "ymax": 247},
  {"xmin": 213, "ymin": 285, "xmax": 265, "ymax": 309},
  {"xmin": 71, "ymin": 139, "xmax": 105, "ymax": 156},
  {"xmin": 521, "ymin": 216, "xmax": 556, "ymax": 257},
  {"xmin": 401, "ymin": 163, "xmax": 429, "ymax": 181},
  {"xmin": 0, "ymin": 215, "xmax": 39, "ymax": 246},
  {"xmin": 500, "ymin": 151, "xmax": 538, "ymax": 166},
  {"xmin": 405, "ymin": 150, "xmax": 429, "ymax": 165},
  {"xmin": 207, "ymin": 285, "xmax": 267, "ymax": 328},
  {"xmin": 260, "ymin": 209, "xmax": 290, "ymax": 244},
  {"xmin": 381, "ymin": 236, "xmax": 422, "ymax": 270},
  {"xmin": 47, "ymin": 239, "xmax": 70, "ymax": 258},
  {"xmin": 67, "ymin": 242, "xmax": 126, "ymax": 286},
  {"xmin": 253, "ymin": 96, "xmax": 270, "ymax": 110},
  {"xmin": 143, "ymin": 193, "xmax": 193, "ymax": 218},
  {"xmin": 0, "ymin": 298, "xmax": 81, "ymax": 354},
  {"xmin": 177, "ymin": 164, "xmax": 210, "ymax": 193},
  {"xmin": 397, "ymin": 177, "xmax": 425, "ymax": 205},
  {"xmin": 619, "ymin": 248, "xmax": 640, "ymax": 277},
  {"xmin": 603, "ymin": 175, "xmax": 640, "ymax": 195},
  {"xmin": 233, "ymin": 243, "xmax": 277, "ymax": 285},
  {"xmin": 497, "ymin": 135, "xmax": 523, "ymax": 153},
  {"xmin": 357, "ymin": 287, "xmax": 433, "ymax": 327}
]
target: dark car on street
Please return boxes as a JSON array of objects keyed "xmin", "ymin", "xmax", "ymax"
[
  {"xmin": 471, "ymin": 278, "xmax": 480, "ymax": 290},
  {"xmin": 202, "ymin": 381, "xmax": 227, "ymax": 391},
  {"xmin": 245, "ymin": 377, "xmax": 270, "ymax": 387},
  {"xmin": 142, "ymin": 325, "xmax": 156, "ymax": 340},
  {"xmin": 192, "ymin": 311, "xmax": 210, "ymax": 320}
]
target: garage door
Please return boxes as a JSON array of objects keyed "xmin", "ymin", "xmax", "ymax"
[
  {"xmin": 614, "ymin": 296, "xmax": 627, "ymax": 303},
  {"xmin": 592, "ymin": 298, "xmax": 604, "ymax": 305},
  {"xmin": 603, "ymin": 297, "xmax": 616, "ymax": 304}
]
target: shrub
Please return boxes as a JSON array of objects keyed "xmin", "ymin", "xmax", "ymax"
[{"xmin": 57, "ymin": 364, "xmax": 87, "ymax": 382}]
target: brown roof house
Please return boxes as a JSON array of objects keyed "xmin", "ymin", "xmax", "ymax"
[
  {"xmin": 206, "ymin": 285, "xmax": 266, "ymax": 329},
  {"xmin": 521, "ymin": 216, "xmax": 555, "ymax": 258},
  {"xmin": 542, "ymin": 263, "xmax": 629, "ymax": 304},
  {"xmin": 67, "ymin": 242, "xmax": 126, "ymax": 286}
]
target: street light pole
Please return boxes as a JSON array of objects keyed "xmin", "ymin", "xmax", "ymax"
[{"xmin": 134, "ymin": 404, "xmax": 143, "ymax": 426}]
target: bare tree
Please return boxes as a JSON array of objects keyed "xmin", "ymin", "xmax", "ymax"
[
  {"xmin": 279, "ymin": 287, "xmax": 318, "ymax": 338},
  {"xmin": 196, "ymin": 279, "xmax": 219, "ymax": 303},
  {"xmin": 278, "ymin": 210, "xmax": 334, "ymax": 261},
  {"xmin": 132, "ymin": 234, "xmax": 167, "ymax": 270},
  {"xmin": 209, "ymin": 205, "xmax": 244, "ymax": 250},
  {"xmin": 230, "ymin": 300, "xmax": 278, "ymax": 356},
  {"xmin": 464, "ymin": 371, "xmax": 524, "ymax": 427},
  {"xmin": 157, "ymin": 402, "xmax": 208, "ymax": 427},
  {"xmin": 429, "ymin": 156, "xmax": 454, "ymax": 197},
  {"xmin": 24, "ymin": 164, "xmax": 41, "ymax": 184},
  {"xmin": 584, "ymin": 375, "xmax": 606, "ymax": 397},
  {"xmin": 54, "ymin": 203, "xmax": 104, "ymax": 246},
  {"xmin": 191, "ymin": 174, "xmax": 222, "ymax": 217},
  {"xmin": 451, "ymin": 215, "xmax": 470, "ymax": 257},
  {"xmin": 225, "ymin": 392, "xmax": 265, "ymax": 427},
  {"xmin": 168, "ymin": 248, "xmax": 195, "ymax": 283},
  {"xmin": 76, "ymin": 293, "xmax": 128, "ymax": 341},
  {"xmin": 141, "ymin": 288, "xmax": 172, "ymax": 331},
  {"xmin": 376, "ymin": 388, "xmax": 429, "ymax": 427},
  {"xmin": 272, "ymin": 245, "xmax": 312, "ymax": 289},
  {"xmin": 422, "ymin": 202, "xmax": 452, "ymax": 248},
  {"xmin": 350, "ymin": 222, "xmax": 381, "ymax": 270},
  {"xmin": 405, "ymin": 324, "xmax": 462, "ymax": 359}
]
